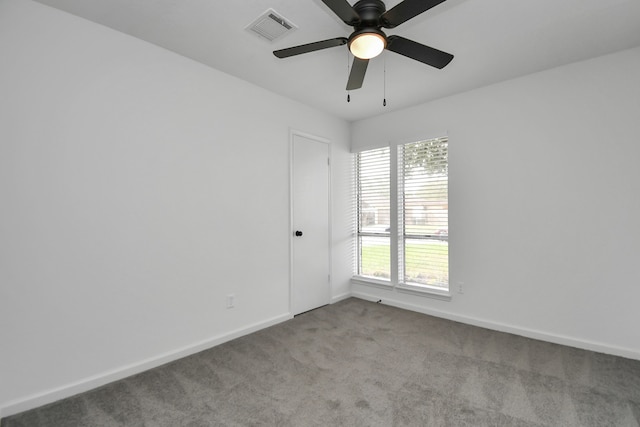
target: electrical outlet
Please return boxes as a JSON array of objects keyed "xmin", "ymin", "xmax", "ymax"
[
  {"xmin": 226, "ymin": 294, "xmax": 235, "ymax": 309},
  {"xmin": 457, "ymin": 282, "xmax": 464, "ymax": 294}
]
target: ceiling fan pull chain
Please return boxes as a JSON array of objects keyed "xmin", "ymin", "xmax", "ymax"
[
  {"xmin": 347, "ymin": 49, "xmax": 351, "ymax": 103},
  {"xmin": 383, "ymin": 54, "xmax": 387, "ymax": 107}
]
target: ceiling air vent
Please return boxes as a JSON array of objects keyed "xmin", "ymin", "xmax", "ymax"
[{"xmin": 247, "ymin": 9, "xmax": 297, "ymax": 42}]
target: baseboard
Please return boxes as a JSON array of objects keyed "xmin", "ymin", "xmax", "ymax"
[
  {"xmin": 0, "ymin": 313, "xmax": 293, "ymax": 419},
  {"xmin": 330, "ymin": 292, "xmax": 352, "ymax": 304},
  {"xmin": 351, "ymin": 291, "xmax": 640, "ymax": 361}
]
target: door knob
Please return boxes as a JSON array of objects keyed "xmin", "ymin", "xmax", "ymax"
[{"xmin": 295, "ymin": 230, "xmax": 303, "ymax": 237}]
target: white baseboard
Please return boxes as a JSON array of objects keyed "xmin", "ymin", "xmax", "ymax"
[
  {"xmin": 330, "ymin": 292, "xmax": 352, "ymax": 304},
  {"xmin": 351, "ymin": 291, "xmax": 640, "ymax": 361},
  {"xmin": 0, "ymin": 313, "xmax": 292, "ymax": 419}
]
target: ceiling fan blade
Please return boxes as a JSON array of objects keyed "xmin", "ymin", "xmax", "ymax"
[
  {"xmin": 321, "ymin": 0, "xmax": 360, "ymax": 25},
  {"xmin": 381, "ymin": 0, "xmax": 447, "ymax": 28},
  {"xmin": 273, "ymin": 37, "xmax": 348, "ymax": 58},
  {"xmin": 346, "ymin": 58, "xmax": 369, "ymax": 91},
  {"xmin": 386, "ymin": 35, "xmax": 453, "ymax": 69}
]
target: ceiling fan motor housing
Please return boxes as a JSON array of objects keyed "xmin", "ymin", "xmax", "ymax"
[{"xmin": 352, "ymin": 0, "xmax": 386, "ymax": 28}]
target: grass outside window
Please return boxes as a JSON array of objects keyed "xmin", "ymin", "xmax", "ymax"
[{"xmin": 360, "ymin": 241, "xmax": 448, "ymax": 288}]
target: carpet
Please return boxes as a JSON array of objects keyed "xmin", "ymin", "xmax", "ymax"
[{"xmin": 3, "ymin": 298, "xmax": 639, "ymax": 426}]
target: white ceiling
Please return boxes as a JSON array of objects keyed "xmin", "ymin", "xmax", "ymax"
[{"xmin": 34, "ymin": 0, "xmax": 640, "ymax": 122}]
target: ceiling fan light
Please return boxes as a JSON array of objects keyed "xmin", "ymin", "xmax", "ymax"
[{"xmin": 349, "ymin": 32, "xmax": 386, "ymax": 59}]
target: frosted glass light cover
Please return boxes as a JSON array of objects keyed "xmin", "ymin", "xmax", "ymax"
[{"xmin": 349, "ymin": 33, "xmax": 386, "ymax": 59}]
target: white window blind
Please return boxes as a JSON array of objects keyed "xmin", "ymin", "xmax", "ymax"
[
  {"xmin": 356, "ymin": 147, "xmax": 390, "ymax": 280},
  {"xmin": 400, "ymin": 137, "xmax": 448, "ymax": 289}
]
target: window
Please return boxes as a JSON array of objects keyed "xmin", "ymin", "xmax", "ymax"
[
  {"xmin": 355, "ymin": 137, "xmax": 449, "ymax": 293},
  {"xmin": 356, "ymin": 147, "xmax": 390, "ymax": 280},
  {"xmin": 400, "ymin": 138, "xmax": 449, "ymax": 289}
]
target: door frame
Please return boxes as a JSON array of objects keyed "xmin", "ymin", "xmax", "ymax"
[{"xmin": 289, "ymin": 129, "xmax": 332, "ymax": 315}]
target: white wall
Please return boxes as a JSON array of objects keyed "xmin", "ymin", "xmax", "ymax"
[
  {"xmin": 0, "ymin": 0, "xmax": 351, "ymax": 416},
  {"xmin": 2, "ymin": 0, "xmax": 638, "ymax": 419},
  {"xmin": 352, "ymin": 46, "xmax": 640, "ymax": 360}
]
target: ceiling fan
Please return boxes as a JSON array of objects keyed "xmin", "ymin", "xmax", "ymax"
[{"xmin": 273, "ymin": 0, "xmax": 454, "ymax": 90}]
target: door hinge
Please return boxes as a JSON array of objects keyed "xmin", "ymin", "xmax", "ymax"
[
  {"xmin": 327, "ymin": 157, "xmax": 330, "ymax": 166},
  {"xmin": 328, "ymin": 274, "xmax": 331, "ymax": 282}
]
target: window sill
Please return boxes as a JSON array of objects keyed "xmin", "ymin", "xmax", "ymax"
[
  {"xmin": 351, "ymin": 277, "xmax": 452, "ymax": 302},
  {"xmin": 351, "ymin": 275, "xmax": 393, "ymax": 290},
  {"xmin": 397, "ymin": 283, "xmax": 452, "ymax": 301}
]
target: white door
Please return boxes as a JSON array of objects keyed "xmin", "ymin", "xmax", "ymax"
[{"xmin": 291, "ymin": 132, "xmax": 331, "ymax": 315}]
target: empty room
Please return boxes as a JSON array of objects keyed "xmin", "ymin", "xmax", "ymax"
[{"xmin": 1, "ymin": 0, "xmax": 639, "ymax": 425}]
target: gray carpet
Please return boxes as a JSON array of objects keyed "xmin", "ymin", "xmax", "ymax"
[{"xmin": 3, "ymin": 298, "xmax": 640, "ymax": 426}]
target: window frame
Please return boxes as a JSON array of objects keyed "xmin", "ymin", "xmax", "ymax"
[{"xmin": 353, "ymin": 136, "xmax": 451, "ymax": 300}]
